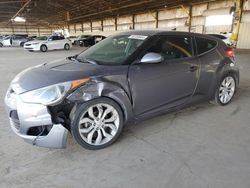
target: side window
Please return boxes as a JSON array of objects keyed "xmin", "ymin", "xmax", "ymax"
[
  {"xmin": 146, "ymin": 35, "xmax": 193, "ymax": 60},
  {"xmin": 52, "ymin": 36, "xmax": 58, "ymax": 40},
  {"xmin": 15, "ymin": 36, "xmax": 22, "ymax": 40},
  {"xmin": 196, "ymin": 37, "xmax": 217, "ymax": 55}
]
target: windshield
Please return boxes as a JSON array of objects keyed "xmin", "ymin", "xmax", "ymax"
[
  {"xmin": 36, "ymin": 36, "xmax": 48, "ymax": 40},
  {"xmin": 77, "ymin": 34, "xmax": 147, "ymax": 65}
]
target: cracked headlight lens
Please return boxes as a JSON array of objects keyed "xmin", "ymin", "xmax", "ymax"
[
  {"xmin": 20, "ymin": 82, "xmax": 71, "ymax": 105},
  {"xmin": 20, "ymin": 78, "xmax": 90, "ymax": 105}
]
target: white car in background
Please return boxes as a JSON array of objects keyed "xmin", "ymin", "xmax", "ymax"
[
  {"xmin": 67, "ymin": 36, "xmax": 78, "ymax": 45},
  {"xmin": 24, "ymin": 35, "xmax": 72, "ymax": 52}
]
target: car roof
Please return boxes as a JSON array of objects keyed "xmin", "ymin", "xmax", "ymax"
[
  {"xmin": 114, "ymin": 30, "xmax": 222, "ymax": 43},
  {"xmin": 115, "ymin": 30, "xmax": 210, "ymax": 37}
]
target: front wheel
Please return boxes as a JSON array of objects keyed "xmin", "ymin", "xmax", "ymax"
[
  {"xmin": 214, "ymin": 75, "xmax": 236, "ymax": 105},
  {"xmin": 64, "ymin": 43, "xmax": 70, "ymax": 50},
  {"xmin": 71, "ymin": 98, "xmax": 124, "ymax": 150},
  {"xmin": 0, "ymin": 43, "xmax": 3, "ymax": 47},
  {"xmin": 40, "ymin": 45, "xmax": 47, "ymax": 52}
]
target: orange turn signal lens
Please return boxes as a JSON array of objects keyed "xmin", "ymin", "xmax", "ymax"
[{"xmin": 71, "ymin": 78, "xmax": 90, "ymax": 89}]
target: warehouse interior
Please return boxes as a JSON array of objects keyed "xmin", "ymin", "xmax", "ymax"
[
  {"xmin": 0, "ymin": 0, "xmax": 250, "ymax": 48},
  {"xmin": 1, "ymin": 0, "xmax": 250, "ymax": 188}
]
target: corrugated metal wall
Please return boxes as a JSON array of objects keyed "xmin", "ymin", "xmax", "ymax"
[
  {"xmin": 158, "ymin": 7, "xmax": 189, "ymax": 31},
  {"xmin": 237, "ymin": 0, "xmax": 250, "ymax": 49},
  {"xmin": 0, "ymin": 25, "xmax": 53, "ymax": 36},
  {"xmin": 237, "ymin": 23, "xmax": 250, "ymax": 49},
  {"xmin": 117, "ymin": 16, "xmax": 133, "ymax": 31},
  {"xmin": 66, "ymin": 0, "xmax": 237, "ymax": 37}
]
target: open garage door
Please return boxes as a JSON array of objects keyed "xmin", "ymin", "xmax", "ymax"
[{"xmin": 203, "ymin": 7, "xmax": 233, "ymax": 34}]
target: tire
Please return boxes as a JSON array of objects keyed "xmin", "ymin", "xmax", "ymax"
[
  {"xmin": 213, "ymin": 74, "xmax": 236, "ymax": 106},
  {"xmin": 40, "ymin": 45, "xmax": 47, "ymax": 52},
  {"xmin": 71, "ymin": 98, "xmax": 124, "ymax": 150},
  {"xmin": 0, "ymin": 43, "xmax": 3, "ymax": 47},
  {"xmin": 84, "ymin": 41, "xmax": 89, "ymax": 47},
  {"xmin": 20, "ymin": 42, "xmax": 24, "ymax": 47},
  {"xmin": 64, "ymin": 43, "xmax": 70, "ymax": 50}
]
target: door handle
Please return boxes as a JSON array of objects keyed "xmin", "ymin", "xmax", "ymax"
[{"xmin": 189, "ymin": 65, "xmax": 198, "ymax": 72}]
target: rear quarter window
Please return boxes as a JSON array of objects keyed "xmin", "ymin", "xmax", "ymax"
[{"xmin": 196, "ymin": 37, "xmax": 217, "ymax": 55}]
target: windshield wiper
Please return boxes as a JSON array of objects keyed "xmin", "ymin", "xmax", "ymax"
[
  {"xmin": 67, "ymin": 55, "xmax": 98, "ymax": 65},
  {"xmin": 67, "ymin": 55, "xmax": 78, "ymax": 61},
  {"xmin": 84, "ymin": 58, "xmax": 99, "ymax": 65}
]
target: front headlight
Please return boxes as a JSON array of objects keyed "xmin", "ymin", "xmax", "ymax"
[{"xmin": 19, "ymin": 78, "xmax": 89, "ymax": 105}]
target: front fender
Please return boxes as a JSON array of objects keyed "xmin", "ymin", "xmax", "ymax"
[{"xmin": 66, "ymin": 80, "xmax": 134, "ymax": 125}]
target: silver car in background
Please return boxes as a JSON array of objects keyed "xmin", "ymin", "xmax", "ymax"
[{"xmin": 0, "ymin": 35, "xmax": 30, "ymax": 47}]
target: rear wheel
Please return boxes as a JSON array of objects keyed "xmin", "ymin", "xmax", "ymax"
[
  {"xmin": 71, "ymin": 98, "xmax": 124, "ymax": 150},
  {"xmin": 64, "ymin": 43, "xmax": 70, "ymax": 50},
  {"xmin": 40, "ymin": 45, "xmax": 47, "ymax": 52},
  {"xmin": 0, "ymin": 43, "xmax": 3, "ymax": 47},
  {"xmin": 214, "ymin": 74, "xmax": 236, "ymax": 105},
  {"xmin": 20, "ymin": 42, "xmax": 25, "ymax": 47}
]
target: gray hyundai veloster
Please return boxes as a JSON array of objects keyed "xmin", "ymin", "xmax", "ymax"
[{"xmin": 5, "ymin": 31, "xmax": 239, "ymax": 150}]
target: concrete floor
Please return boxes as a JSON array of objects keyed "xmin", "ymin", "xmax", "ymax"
[{"xmin": 0, "ymin": 47, "xmax": 250, "ymax": 188}]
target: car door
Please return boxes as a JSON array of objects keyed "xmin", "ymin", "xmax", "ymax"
[
  {"xmin": 128, "ymin": 34, "xmax": 200, "ymax": 116},
  {"xmin": 3, "ymin": 36, "xmax": 11, "ymax": 46},
  {"xmin": 11, "ymin": 36, "xmax": 17, "ymax": 46},
  {"xmin": 47, "ymin": 36, "xmax": 58, "ymax": 49},
  {"xmin": 12, "ymin": 36, "xmax": 23, "ymax": 46},
  {"xmin": 55, "ymin": 36, "xmax": 66, "ymax": 49}
]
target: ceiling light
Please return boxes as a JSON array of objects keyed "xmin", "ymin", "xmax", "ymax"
[{"xmin": 13, "ymin": 16, "xmax": 26, "ymax": 22}]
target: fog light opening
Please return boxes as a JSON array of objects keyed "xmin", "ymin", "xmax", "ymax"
[{"xmin": 27, "ymin": 125, "xmax": 53, "ymax": 136}]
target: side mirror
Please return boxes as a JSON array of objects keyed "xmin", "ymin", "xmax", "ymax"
[
  {"xmin": 67, "ymin": 55, "xmax": 77, "ymax": 61},
  {"xmin": 140, "ymin": 52, "xmax": 163, "ymax": 64}
]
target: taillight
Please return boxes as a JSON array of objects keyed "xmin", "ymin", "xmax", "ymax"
[{"xmin": 226, "ymin": 47, "xmax": 235, "ymax": 59}]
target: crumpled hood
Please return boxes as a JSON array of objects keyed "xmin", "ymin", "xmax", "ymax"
[{"xmin": 10, "ymin": 59, "xmax": 126, "ymax": 94}]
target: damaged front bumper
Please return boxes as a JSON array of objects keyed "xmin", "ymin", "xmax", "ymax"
[{"xmin": 5, "ymin": 88, "xmax": 69, "ymax": 149}]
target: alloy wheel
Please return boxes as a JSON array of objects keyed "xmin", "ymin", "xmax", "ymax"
[
  {"xmin": 219, "ymin": 76, "xmax": 235, "ymax": 104},
  {"xmin": 78, "ymin": 103, "xmax": 120, "ymax": 146}
]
